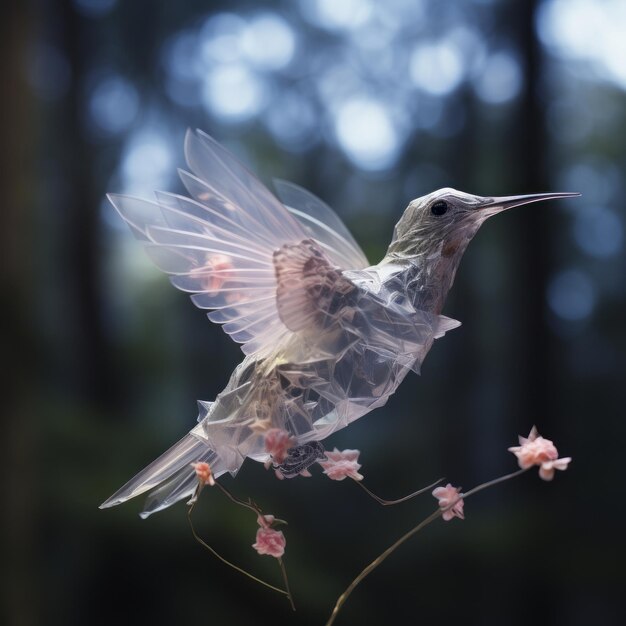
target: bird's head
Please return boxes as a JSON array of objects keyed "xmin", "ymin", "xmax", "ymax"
[{"xmin": 385, "ymin": 187, "xmax": 579, "ymax": 263}]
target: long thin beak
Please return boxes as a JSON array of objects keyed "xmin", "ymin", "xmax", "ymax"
[{"xmin": 478, "ymin": 191, "xmax": 580, "ymax": 215}]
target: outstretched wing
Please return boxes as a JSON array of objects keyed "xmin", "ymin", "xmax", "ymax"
[
  {"xmin": 108, "ymin": 129, "xmax": 368, "ymax": 358},
  {"xmin": 273, "ymin": 180, "xmax": 369, "ymax": 270}
]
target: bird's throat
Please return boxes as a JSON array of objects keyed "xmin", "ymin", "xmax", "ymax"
[{"xmin": 385, "ymin": 238, "xmax": 471, "ymax": 315}]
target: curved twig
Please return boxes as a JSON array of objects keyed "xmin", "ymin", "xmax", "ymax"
[
  {"xmin": 187, "ymin": 497, "xmax": 288, "ymax": 597},
  {"xmin": 326, "ymin": 467, "xmax": 530, "ymax": 625},
  {"xmin": 355, "ymin": 477, "xmax": 444, "ymax": 506}
]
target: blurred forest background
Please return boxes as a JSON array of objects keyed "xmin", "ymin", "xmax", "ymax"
[{"xmin": 2, "ymin": 0, "xmax": 625, "ymax": 625}]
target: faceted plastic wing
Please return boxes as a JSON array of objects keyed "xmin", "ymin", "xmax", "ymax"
[
  {"xmin": 108, "ymin": 129, "xmax": 365, "ymax": 358},
  {"xmin": 273, "ymin": 180, "xmax": 369, "ymax": 270}
]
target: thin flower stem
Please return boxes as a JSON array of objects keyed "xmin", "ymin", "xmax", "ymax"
[
  {"xmin": 278, "ymin": 557, "xmax": 296, "ymax": 612},
  {"xmin": 187, "ymin": 498, "xmax": 288, "ymax": 598},
  {"xmin": 213, "ymin": 481, "xmax": 298, "ymax": 611},
  {"xmin": 460, "ymin": 467, "xmax": 528, "ymax": 499},
  {"xmin": 214, "ymin": 481, "xmax": 263, "ymax": 517},
  {"xmin": 326, "ymin": 465, "xmax": 530, "ymax": 626},
  {"xmin": 325, "ymin": 508, "xmax": 444, "ymax": 626},
  {"xmin": 356, "ymin": 477, "xmax": 444, "ymax": 506}
]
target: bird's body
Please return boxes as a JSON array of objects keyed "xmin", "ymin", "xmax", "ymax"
[{"xmin": 101, "ymin": 130, "xmax": 576, "ymax": 517}]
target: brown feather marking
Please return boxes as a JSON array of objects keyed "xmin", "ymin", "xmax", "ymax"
[{"xmin": 274, "ymin": 239, "xmax": 355, "ymax": 332}]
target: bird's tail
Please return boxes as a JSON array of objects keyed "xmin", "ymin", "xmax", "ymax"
[{"xmin": 100, "ymin": 433, "xmax": 221, "ymax": 518}]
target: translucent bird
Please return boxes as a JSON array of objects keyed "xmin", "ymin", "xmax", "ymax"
[{"xmin": 101, "ymin": 130, "xmax": 577, "ymax": 517}]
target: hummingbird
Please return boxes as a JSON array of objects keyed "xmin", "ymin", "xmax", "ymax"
[{"xmin": 101, "ymin": 129, "xmax": 577, "ymax": 517}]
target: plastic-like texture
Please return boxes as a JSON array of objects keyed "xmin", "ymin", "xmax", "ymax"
[{"xmin": 101, "ymin": 130, "xmax": 463, "ymax": 517}]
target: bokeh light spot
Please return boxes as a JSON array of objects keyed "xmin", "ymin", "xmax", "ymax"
[
  {"xmin": 410, "ymin": 42, "xmax": 465, "ymax": 96},
  {"xmin": 163, "ymin": 31, "xmax": 200, "ymax": 82},
  {"xmin": 573, "ymin": 207, "xmax": 623, "ymax": 259},
  {"xmin": 201, "ymin": 64, "xmax": 266, "ymax": 122},
  {"xmin": 89, "ymin": 75, "xmax": 139, "ymax": 135},
  {"xmin": 335, "ymin": 98, "xmax": 400, "ymax": 171},
  {"xmin": 474, "ymin": 51, "xmax": 522, "ymax": 104},
  {"xmin": 264, "ymin": 92, "xmax": 317, "ymax": 150},
  {"xmin": 558, "ymin": 160, "xmax": 620, "ymax": 206},
  {"xmin": 241, "ymin": 14, "xmax": 296, "ymax": 70},
  {"xmin": 538, "ymin": 0, "xmax": 626, "ymax": 90},
  {"xmin": 121, "ymin": 131, "xmax": 173, "ymax": 195},
  {"xmin": 302, "ymin": 0, "xmax": 373, "ymax": 31},
  {"xmin": 547, "ymin": 269, "xmax": 596, "ymax": 321},
  {"xmin": 199, "ymin": 13, "xmax": 246, "ymax": 64}
]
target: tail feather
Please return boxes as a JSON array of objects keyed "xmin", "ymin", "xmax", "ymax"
[
  {"xmin": 100, "ymin": 433, "xmax": 219, "ymax": 516},
  {"xmin": 139, "ymin": 448, "xmax": 219, "ymax": 518}
]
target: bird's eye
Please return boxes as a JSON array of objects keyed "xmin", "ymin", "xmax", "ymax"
[{"xmin": 431, "ymin": 200, "xmax": 448, "ymax": 216}]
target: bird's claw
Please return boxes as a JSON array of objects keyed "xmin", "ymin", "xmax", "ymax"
[{"xmin": 274, "ymin": 441, "xmax": 327, "ymax": 478}]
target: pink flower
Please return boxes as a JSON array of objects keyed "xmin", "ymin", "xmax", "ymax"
[
  {"xmin": 319, "ymin": 448, "xmax": 364, "ymax": 481},
  {"xmin": 264, "ymin": 428, "xmax": 296, "ymax": 469},
  {"xmin": 432, "ymin": 483, "xmax": 465, "ymax": 521},
  {"xmin": 191, "ymin": 461, "xmax": 215, "ymax": 487},
  {"xmin": 538, "ymin": 457, "xmax": 572, "ymax": 481},
  {"xmin": 252, "ymin": 527, "xmax": 286, "ymax": 558},
  {"xmin": 190, "ymin": 254, "xmax": 234, "ymax": 294},
  {"xmin": 257, "ymin": 514, "xmax": 275, "ymax": 528},
  {"xmin": 508, "ymin": 426, "xmax": 557, "ymax": 468},
  {"xmin": 508, "ymin": 426, "xmax": 571, "ymax": 481}
]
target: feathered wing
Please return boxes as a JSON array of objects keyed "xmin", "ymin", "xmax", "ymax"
[
  {"xmin": 108, "ymin": 129, "xmax": 368, "ymax": 359},
  {"xmin": 273, "ymin": 179, "xmax": 369, "ymax": 270}
]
